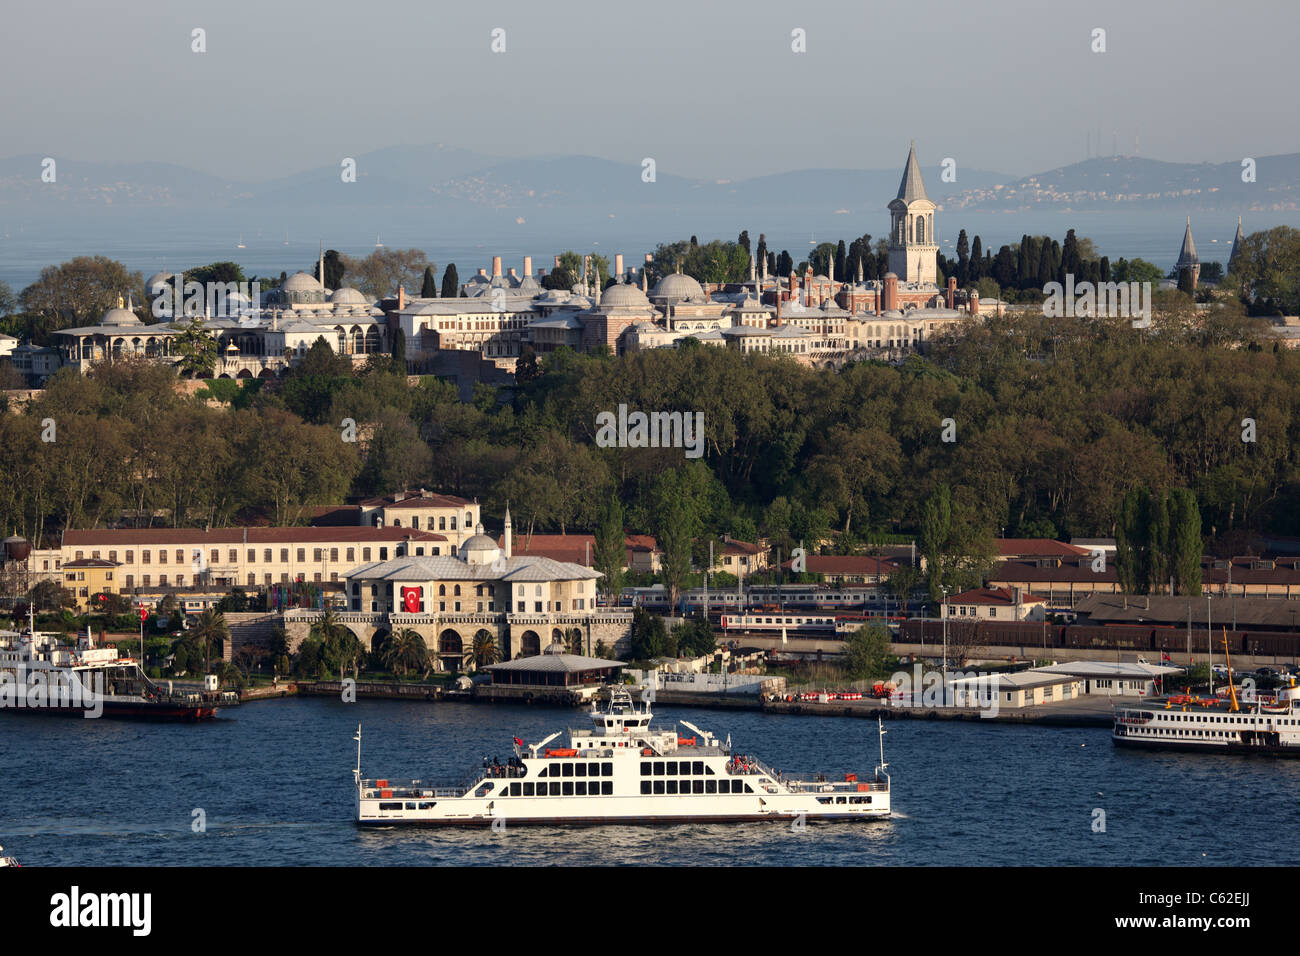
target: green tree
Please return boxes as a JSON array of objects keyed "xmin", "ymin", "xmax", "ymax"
[
  {"xmin": 843, "ymin": 623, "xmax": 891, "ymax": 680},
  {"xmin": 190, "ymin": 608, "xmax": 230, "ymax": 674},
  {"xmin": 171, "ymin": 318, "xmax": 217, "ymax": 378},
  {"xmin": 420, "ymin": 266, "xmax": 437, "ymax": 298},
  {"xmin": 593, "ymin": 494, "xmax": 626, "ymax": 597},
  {"xmin": 440, "ymin": 263, "xmax": 460, "ymax": 299}
]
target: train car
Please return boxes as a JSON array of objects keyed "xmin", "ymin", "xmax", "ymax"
[{"xmin": 719, "ymin": 610, "xmax": 838, "ymax": 634}]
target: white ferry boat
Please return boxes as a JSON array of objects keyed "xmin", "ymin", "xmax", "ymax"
[
  {"xmin": 0, "ymin": 844, "xmax": 18, "ymax": 867},
  {"xmin": 355, "ymin": 688, "xmax": 891, "ymax": 826},
  {"xmin": 1113, "ymin": 635, "xmax": 1300, "ymax": 755}
]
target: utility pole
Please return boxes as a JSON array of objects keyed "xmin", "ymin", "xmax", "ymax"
[
  {"xmin": 1207, "ymin": 594, "xmax": 1214, "ymax": 694},
  {"xmin": 941, "ymin": 585, "xmax": 949, "ymax": 707}
]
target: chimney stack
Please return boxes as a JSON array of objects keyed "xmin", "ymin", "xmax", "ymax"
[
  {"xmin": 615, "ymin": 253, "xmax": 624, "ymax": 278},
  {"xmin": 554, "ymin": 255, "xmax": 562, "ymax": 269},
  {"xmin": 523, "ymin": 256, "xmax": 533, "ymax": 278},
  {"xmin": 883, "ymin": 273, "xmax": 898, "ymax": 312},
  {"xmin": 492, "ymin": 256, "xmax": 502, "ymax": 278},
  {"xmin": 969, "ymin": 290, "xmax": 980, "ymax": 316},
  {"xmin": 477, "ymin": 268, "xmax": 487, "ymax": 277},
  {"xmin": 946, "ymin": 276, "xmax": 957, "ymax": 310},
  {"xmin": 397, "ymin": 285, "xmax": 406, "ymax": 310},
  {"xmin": 508, "ymin": 268, "xmax": 517, "ymax": 279}
]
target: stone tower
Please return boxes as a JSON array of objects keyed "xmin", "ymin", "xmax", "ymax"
[
  {"xmin": 887, "ymin": 143, "xmax": 938, "ymax": 286},
  {"xmin": 1176, "ymin": 216, "xmax": 1200, "ymax": 289}
]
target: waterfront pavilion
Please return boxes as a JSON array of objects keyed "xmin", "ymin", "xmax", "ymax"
[{"xmin": 484, "ymin": 653, "xmax": 624, "ymax": 688}]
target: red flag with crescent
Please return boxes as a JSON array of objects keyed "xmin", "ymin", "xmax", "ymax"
[{"xmin": 401, "ymin": 586, "xmax": 421, "ymax": 613}]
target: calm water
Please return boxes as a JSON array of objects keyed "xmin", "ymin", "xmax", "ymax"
[{"xmin": 2, "ymin": 697, "xmax": 1296, "ymax": 867}]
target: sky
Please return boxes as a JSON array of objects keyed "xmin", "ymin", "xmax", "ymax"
[{"xmin": 2, "ymin": 0, "xmax": 1297, "ymax": 184}]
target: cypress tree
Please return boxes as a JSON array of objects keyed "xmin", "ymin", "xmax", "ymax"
[
  {"xmin": 767, "ymin": 251, "xmax": 777, "ymax": 277},
  {"xmin": 1170, "ymin": 488, "xmax": 1203, "ymax": 596},
  {"xmin": 756, "ymin": 234, "xmax": 768, "ymax": 272},
  {"xmin": 956, "ymin": 229, "xmax": 970, "ymax": 284},
  {"xmin": 778, "ymin": 250, "xmax": 793, "ymax": 277},
  {"xmin": 420, "ymin": 266, "xmax": 436, "ymax": 298},
  {"xmin": 440, "ymin": 264, "xmax": 459, "ymax": 299},
  {"xmin": 391, "ymin": 328, "xmax": 406, "ymax": 371},
  {"xmin": 835, "ymin": 240, "xmax": 847, "ymax": 282},
  {"xmin": 1037, "ymin": 241, "xmax": 1054, "ymax": 287},
  {"xmin": 969, "ymin": 236, "xmax": 983, "ymax": 280},
  {"xmin": 738, "ymin": 230, "xmax": 751, "ymax": 256},
  {"xmin": 1100, "ymin": 256, "xmax": 1110, "ymax": 282}
]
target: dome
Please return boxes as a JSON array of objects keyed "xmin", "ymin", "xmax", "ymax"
[
  {"xmin": 652, "ymin": 273, "xmax": 704, "ymax": 301},
  {"xmin": 330, "ymin": 287, "xmax": 367, "ymax": 305},
  {"xmin": 99, "ymin": 304, "xmax": 143, "ymax": 327},
  {"xmin": 146, "ymin": 271, "xmax": 174, "ymax": 291},
  {"xmin": 600, "ymin": 282, "xmax": 651, "ymax": 310},
  {"xmin": 460, "ymin": 533, "xmax": 502, "ymax": 566},
  {"xmin": 282, "ymin": 272, "xmax": 323, "ymax": 293}
]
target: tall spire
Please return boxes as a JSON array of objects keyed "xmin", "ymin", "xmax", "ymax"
[
  {"xmin": 1176, "ymin": 216, "xmax": 1199, "ymax": 267},
  {"xmin": 895, "ymin": 141, "xmax": 929, "ymax": 204},
  {"xmin": 503, "ymin": 502, "xmax": 513, "ymax": 559},
  {"xmin": 1229, "ymin": 215, "xmax": 1245, "ymax": 268}
]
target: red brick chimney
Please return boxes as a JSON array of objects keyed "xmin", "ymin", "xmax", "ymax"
[
  {"xmin": 969, "ymin": 290, "xmax": 980, "ymax": 316},
  {"xmin": 397, "ymin": 285, "xmax": 406, "ymax": 310},
  {"xmin": 946, "ymin": 276, "xmax": 957, "ymax": 310},
  {"xmin": 883, "ymin": 273, "xmax": 898, "ymax": 312},
  {"xmin": 492, "ymin": 256, "xmax": 502, "ymax": 278}
]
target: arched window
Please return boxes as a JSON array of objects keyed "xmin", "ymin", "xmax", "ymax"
[
  {"xmin": 915, "ymin": 217, "xmax": 925, "ymax": 244},
  {"xmin": 454, "ymin": 585, "xmax": 461, "ymax": 596},
  {"xmin": 438, "ymin": 584, "xmax": 446, "ymax": 596}
]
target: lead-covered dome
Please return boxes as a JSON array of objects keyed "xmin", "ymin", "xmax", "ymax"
[{"xmin": 652, "ymin": 273, "xmax": 704, "ymax": 301}]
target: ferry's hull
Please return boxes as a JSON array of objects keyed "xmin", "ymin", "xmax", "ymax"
[
  {"xmin": 1112, "ymin": 734, "xmax": 1300, "ymax": 757},
  {"xmin": 357, "ymin": 794, "xmax": 890, "ymax": 826},
  {"xmin": 1, "ymin": 700, "xmax": 222, "ymax": 720}
]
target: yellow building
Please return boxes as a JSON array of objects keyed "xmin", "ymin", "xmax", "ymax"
[{"xmin": 62, "ymin": 558, "xmax": 122, "ymax": 611}]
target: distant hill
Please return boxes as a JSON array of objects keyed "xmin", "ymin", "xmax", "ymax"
[{"xmin": 943, "ymin": 154, "xmax": 1300, "ymax": 213}]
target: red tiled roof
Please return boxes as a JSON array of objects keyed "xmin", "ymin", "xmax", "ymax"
[
  {"xmin": 779, "ymin": 555, "xmax": 899, "ymax": 575},
  {"xmin": 720, "ymin": 538, "xmax": 762, "ymax": 556},
  {"xmin": 494, "ymin": 533, "xmax": 655, "ymax": 566},
  {"xmin": 359, "ymin": 491, "xmax": 474, "ymax": 509},
  {"xmin": 948, "ymin": 586, "xmax": 1046, "ymax": 605},
  {"xmin": 994, "ymin": 539, "xmax": 1089, "ymax": 559},
  {"xmin": 307, "ymin": 505, "xmax": 362, "ymax": 526},
  {"xmin": 63, "ymin": 527, "xmax": 447, "ymax": 546}
]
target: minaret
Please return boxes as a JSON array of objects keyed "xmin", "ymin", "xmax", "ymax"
[
  {"xmin": 318, "ymin": 241, "xmax": 325, "ymax": 293},
  {"xmin": 503, "ymin": 503, "xmax": 513, "ymax": 559},
  {"xmin": 887, "ymin": 142, "xmax": 938, "ymax": 286},
  {"xmin": 1176, "ymin": 216, "xmax": 1200, "ymax": 289}
]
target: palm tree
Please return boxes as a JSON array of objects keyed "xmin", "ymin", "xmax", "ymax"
[
  {"xmin": 385, "ymin": 628, "xmax": 429, "ymax": 678},
  {"xmin": 191, "ymin": 609, "xmax": 230, "ymax": 674},
  {"xmin": 472, "ymin": 629, "xmax": 498, "ymax": 668}
]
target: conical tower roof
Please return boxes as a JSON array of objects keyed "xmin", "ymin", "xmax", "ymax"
[
  {"xmin": 1229, "ymin": 216, "xmax": 1245, "ymax": 266},
  {"xmin": 1176, "ymin": 216, "xmax": 1199, "ymax": 267},
  {"xmin": 895, "ymin": 142, "xmax": 929, "ymax": 204}
]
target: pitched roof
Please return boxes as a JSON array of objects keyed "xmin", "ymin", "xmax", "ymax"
[
  {"xmin": 1230, "ymin": 216, "xmax": 1246, "ymax": 265},
  {"xmin": 62, "ymin": 527, "xmax": 446, "ymax": 546},
  {"xmin": 779, "ymin": 555, "xmax": 898, "ymax": 575},
  {"xmin": 895, "ymin": 142, "xmax": 930, "ymax": 204},
  {"xmin": 348, "ymin": 553, "xmax": 599, "ymax": 583},
  {"xmin": 995, "ymin": 538, "xmax": 1090, "ymax": 559},
  {"xmin": 485, "ymin": 653, "xmax": 624, "ymax": 674},
  {"xmin": 948, "ymin": 586, "xmax": 1046, "ymax": 606}
]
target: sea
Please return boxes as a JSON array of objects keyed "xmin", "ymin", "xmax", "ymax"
[
  {"xmin": 2, "ymin": 696, "xmax": 1297, "ymax": 867},
  {"xmin": 2, "ymin": 208, "xmax": 1296, "ymax": 293}
]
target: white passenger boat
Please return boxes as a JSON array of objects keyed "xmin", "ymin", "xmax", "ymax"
[
  {"xmin": 355, "ymin": 688, "xmax": 892, "ymax": 826},
  {"xmin": 1113, "ymin": 633, "xmax": 1300, "ymax": 755}
]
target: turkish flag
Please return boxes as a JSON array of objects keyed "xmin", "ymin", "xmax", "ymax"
[
  {"xmin": 401, "ymin": 587, "xmax": 420, "ymax": 613},
  {"xmin": 138, "ymin": 605, "xmax": 148, "ymax": 622}
]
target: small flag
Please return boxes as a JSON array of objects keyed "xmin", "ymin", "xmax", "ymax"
[
  {"xmin": 1161, "ymin": 652, "xmax": 1170, "ymax": 661},
  {"xmin": 513, "ymin": 737, "xmax": 524, "ymax": 746}
]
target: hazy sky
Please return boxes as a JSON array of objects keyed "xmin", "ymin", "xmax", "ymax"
[{"xmin": 3, "ymin": 0, "xmax": 1297, "ymax": 182}]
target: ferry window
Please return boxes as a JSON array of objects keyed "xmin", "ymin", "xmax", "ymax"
[
  {"xmin": 562, "ymin": 763, "xmax": 574, "ymax": 778},
  {"xmin": 641, "ymin": 762, "xmax": 651, "ymax": 776},
  {"xmin": 510, "ymin": 783, "xmax": 521, "ymax": 796},
  {"xmin": 575, "ymin": 763, "xmax": 586, "ymax": 777},
  {"xmin": 562, "ymin": 782, "xmax": 574, "ymax": 796},
  {"xmin": 653, "ymin": 780, "xmax": 665, "ymax": 794},
  {"xmin": 641, "ymin": 781, "xmax": 652, "ymax": 795},
  {"xmin": 706, "ymin": 780, "xmax": 717, "ymax": 794},
  {"xmin": 692, "ymin": 780, "xmax": 704, "ymax": 794},
  {"xmin": 666, "ymin": 761, "xmax": 678, "ymax": 775},
  {"xmin": 693, "ymin": 761, "xmax": 704, "ymax": 775},
  {"xmin": 666, "ymin": 780, "xmax": 678, "ymax": 794},
  {"xmin": 653, "ymin": 763, "xmax": 665, "ymax": 776},
  {"xmin": 602, "ymin": 782, "xmax": 612, "ymax": 795},
  {"xmin": 575, "ymin": 782, "xmax": 586, "ymax": 795},
  {"xmin": 706, "ymin": 765, "xmax": 715, "ymax": 775},
  {"xmin": 523, "ymin": 783, "xmax": 534, "ymax": 796},
  {"xmin": 602, "ymin": 763, "xmax": 613, "ymax": 777},
  {"xmin": 744, "ymin": 784, "xmax": 754, "ymax": 794},
  {"xmin": 549, "ymin": 783, "xmax": 560, "ymax": 796}
]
